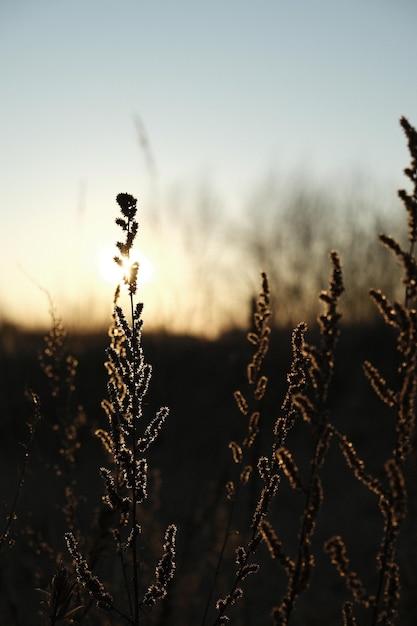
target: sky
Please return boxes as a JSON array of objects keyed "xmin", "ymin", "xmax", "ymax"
[{"xmin": 1, "ymin": 0, "xmax": 417, "ymax": 336}]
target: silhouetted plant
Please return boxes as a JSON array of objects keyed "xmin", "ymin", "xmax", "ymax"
[
  {"xmin": 38, "ymin": 561, "xmax": 83, "ymax": 625},
  {"xmin": 38, "ymin": 302, "xmax": 87, "ymax": 536},
  {"xmin": 201, "ymin": 272, "xmax": 272, "ymax": 625},
  {"xmin": 323, "ymin": 116, "xmax": 417, "ymax": 625},
  {"xmin": 264, "ymin": 250, "xmax": 344, "ymax": 625},
  {"xmin": 65, "ymin": 193, "xmax": 176, "ymax": 625},
  {"xmin": 0, "ymin": 389, "xmax": 42, "ymax": 555}
]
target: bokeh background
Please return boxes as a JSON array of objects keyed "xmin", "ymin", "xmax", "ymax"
[
  {"xmin": 2, "ymin": 0, "xmax": 417, "ymax": 336},
  {"xmin": 2, "ymin": 3, "xmax": 417, "ymax": 623}
]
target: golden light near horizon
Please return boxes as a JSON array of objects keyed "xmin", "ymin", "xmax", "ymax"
[{"xmin": 97, "ymin": 246, "xmax": 156, "ymax": 289}]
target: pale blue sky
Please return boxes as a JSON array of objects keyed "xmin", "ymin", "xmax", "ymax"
[{"xmin": 1, "ymin": 1, "xmax": 417, "ymax": 334}]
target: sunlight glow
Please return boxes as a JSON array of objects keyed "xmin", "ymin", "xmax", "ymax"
[{"xmin": 97, "ymin": 246, "xmax": 156, "ymax": 288}]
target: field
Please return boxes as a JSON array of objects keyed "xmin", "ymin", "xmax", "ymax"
[{"xmin": 1, "ymin": 117, "xmax": 417, "ymax": 626}]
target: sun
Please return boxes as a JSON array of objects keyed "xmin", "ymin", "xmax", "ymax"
[{"xmin": 97, "ymin": 246, "xmax": 156, "ymax": 288}]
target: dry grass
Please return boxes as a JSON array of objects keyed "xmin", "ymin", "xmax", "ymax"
[{"xmin": 1, "ymin": 117, "xmax": 417, "ymax": 625}]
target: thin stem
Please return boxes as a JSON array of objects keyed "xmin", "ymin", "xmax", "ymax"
[
  {"xmin": 371, "ymin": 531, "xmax": 390, "ymax": 626},
  {"xmin": 119, "ymin": 533, "xmax": 134, "ymax": 620},
  {"xmin": 0, "ymin": 392, "xmax": 40, "ymax": 553},
  {"xmin": 285, "ymin": 429, "xmax": 322, "ymax": 623},
  {"xmin": 127, "ymin": 216, "xmax": 140, "ymax": 625},
  {"xmin": 405, "ymin": 240, "xmax": 415, "ymax": 309},
  {"xmin": 201, "ymin": 491, "xmax": 238, "ymax": 626}
]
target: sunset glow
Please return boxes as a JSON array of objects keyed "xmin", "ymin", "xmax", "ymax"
[
  {"xmin": 2, "ymin": 2, "xmax": 417, "ymax": 335},
  {"xmin": 97, "ymin": 246, "xmax": 156, "ymax": 289}
]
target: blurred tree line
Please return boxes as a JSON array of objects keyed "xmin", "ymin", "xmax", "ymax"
[
  {"xmin": 147, "ymin": 170, "xmax": 404, "ymax": 336},
  {"xmin": 0, "ymin": 170, "xmax": 403, "ymax": 338}
]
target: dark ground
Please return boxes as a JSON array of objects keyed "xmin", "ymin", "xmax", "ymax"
[{"xmin": 0, "ymin": 320, "xmax": 416, "ymax": 625}]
